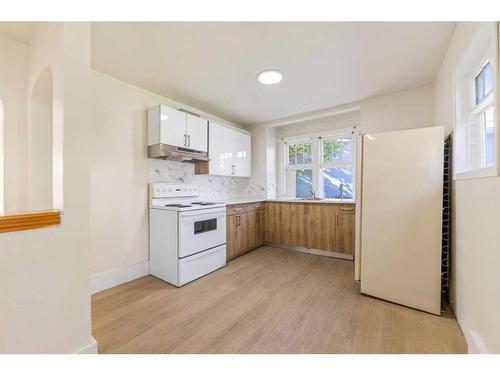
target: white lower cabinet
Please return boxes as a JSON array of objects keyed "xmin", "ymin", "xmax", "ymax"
[{"xmin": 208, "ymin": 121, "xmax": 251, "ymax": 177}]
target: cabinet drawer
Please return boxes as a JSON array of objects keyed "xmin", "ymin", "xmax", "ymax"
[
  {"xmin": 178, "ymin": 245, "xmax": 226, "ymax": 286},
  {"xmin": 226, "ymin": 204, "xmax": 247, "ymax": 216},
  {"xmin": 246, "ymin": 202, "xmax": 265, "ymax": 212}
]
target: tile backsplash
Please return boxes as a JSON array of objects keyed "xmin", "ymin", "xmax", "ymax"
[{"xmin": 148, "ymin": 159, "xmax": 266, "ymax": 201}]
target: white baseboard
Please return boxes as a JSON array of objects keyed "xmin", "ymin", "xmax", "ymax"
[
  {"xmin": 466, "ymin": 329, "xmax": 489, "ymax": 354},
  {"xmin": 75, "ymin": 336, "xmax": 98, "ymax": 354},
  {"xmin": 91, "ymin": 261, "xmax": 150, "ymax": 294}
]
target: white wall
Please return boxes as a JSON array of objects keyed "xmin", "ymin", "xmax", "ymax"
[
  {"xmin": 0, "ymin": 33, "xmax": 30, "ymax": 213},
  {"xmin": 259, "ymin": 85, "xmax": 434, "ymax": 199},
  {"xmin": 0, "ymin": 23, "xmax": 94, "ymax": 354},
  {"xmin": 29, "ymin": 68, "xmax": 53, "ymax": 211},
  {"xmin": 434, "ymin": 22, "xmax": 500, "ymax": 354},
  {"xmin": 29, "ymin": 23, "xmax": 65, "ymax": 212},
  {"xmin": 89, "ymin": 71, "xmax": 263, "ymax": 286},
  {"xmin": 275, "ymin": 111, "xmax": 361, "ymax": 139},
  {"xmin": 361, "ymin": 85, "xmax": 434, "ymax": 132}
]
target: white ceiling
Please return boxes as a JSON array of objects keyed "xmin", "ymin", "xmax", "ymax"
[
  {"xmin": 0, "ymin": 22, "xmax": 39, "ymax": 44},
  {"xmin": 91, "ymin": 22, "xmax": 456, "ymax": 125}
]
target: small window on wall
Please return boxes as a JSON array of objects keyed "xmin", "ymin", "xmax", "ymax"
[{"xmin": 454, "ymin": 23, "xmax": 498, "ymax": 179}]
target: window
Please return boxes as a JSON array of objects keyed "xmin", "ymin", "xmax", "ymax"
[
  {"xmin": 284, "ymin": 130, "xmax": 356, "ymax": 200},
  {"xmin": 286, "ymin": 142, "xmax": 314, "ymax": 198},
  {"xmin": 321, "ymin": 136, "xmax": 354, "ymax": 199},
  {"xmin": 454, "ymin": 23, "xmax": 497, "ymax": 179}
]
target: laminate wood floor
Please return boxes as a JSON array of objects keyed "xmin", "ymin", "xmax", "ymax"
[{"xmin": 91, "ymin": 246, "xmax": 467, "ymax": 354}]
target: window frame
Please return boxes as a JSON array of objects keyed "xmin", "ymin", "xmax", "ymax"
[
  {"xmin": 282, "ymin": 128, "xmax": 358, "ymax": 201},
  {"xmin": 319, "ymin": 133, "xmax": 357, "ymax": 200},
  {"xmin": 285, "ymin": 139, "xmax": 318, "ymax": 199},
  {"xmin": 454, "ymin": 23, "xmax": 498, "ymax": 181}
]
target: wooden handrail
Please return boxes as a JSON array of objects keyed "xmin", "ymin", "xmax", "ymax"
[{"xmin": 0, "ymin": 210, "xmax": 61, "ymax": 233}]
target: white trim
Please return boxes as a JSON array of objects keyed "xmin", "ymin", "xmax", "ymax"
[
  {"xmin": 91, "ymin": 261, "xmax": 150, "ymax": 294},
  {"xmin": 277, "ymin": 126, "xmax": 360, "ymax": 144},
  {"xmin": 465, "ymin": 329, "xmax": 489, "ymax": 354},
  {"xmin": 75, "ymin": 337, "xmax": 98, "ymax": 354},
  {"xmin": 454, "ymin": 165, "xmax": 497, "ymax": 180}
]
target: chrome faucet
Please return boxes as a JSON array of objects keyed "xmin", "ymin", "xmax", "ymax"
[{"xmin": 309, "ymin": 189, "xmax": 317, "ymax": 199}]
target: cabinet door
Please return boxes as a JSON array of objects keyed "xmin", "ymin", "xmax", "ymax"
[
  {"xmin": 235, "ymin": 214, "xmax": 248, "ymax": 255},
  {"xmin": 264, "ymin": 202, "xmax": 282, "ymax": 244},
  {"xmin": 255, "ymin": 209, "xmax": 265, "ymax": 247},
  {"xmin": 233, "ymin": 131, "xmax": 251, "ymax": 177},
  {"xmin": 226, "ymin": 215, "xmax": 238, "ymax": 259},
  {"xmin": 306, "ymin": 204, "xmax": 337, "ymax": 252},
  {"xmin": 208, "ymin": 122, "xmax": 233, "ymax": 176},
  {"xmin": 281, "ymin": 203, "xmax": 307, "ymax": 248},
  {"xmin": 335, "ymin": 206, "xmax": 355, "ymax": 255},
  {"xmin": 186, "ymin": 114, "xmax": 208, "ymax": 152},
  {"xmin": 159, "ymin": 105, "xmax": 187, "ymax": 148},
  {"xmin": 246, "ymin": 210, "xmax": 265, "ymax": 250},
  {"xmin": 245, "ymin": 211, "xmax": 258, "ymax": 250}
]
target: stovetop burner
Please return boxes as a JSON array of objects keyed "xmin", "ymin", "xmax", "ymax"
[
  {"xmin": 191, "ymin": 201, "xmax": 217, "ymax": 206},
  {"xmin": 164, "ymin": 204, "xmax": 192, "ymax": 208}
]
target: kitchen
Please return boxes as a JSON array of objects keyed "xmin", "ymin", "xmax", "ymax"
[{"xmin": 0, "ymin": 17, "xmax": 499, "ymax": 361}]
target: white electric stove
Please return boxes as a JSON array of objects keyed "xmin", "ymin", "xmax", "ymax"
[{"xmin": 149, "ymin": 183, "xmax": 227, "ymax": 287}]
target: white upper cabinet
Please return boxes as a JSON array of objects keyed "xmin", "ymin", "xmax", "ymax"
[
  {"xmin": 148, "ymin": 105, "xmax": 185, "ymax": 148},
  {"xmin": 208, "ymin": 121, "xmax": 251, "ymax": 177},
  {"xmin": 186, "ymin": 113, "xmax": 208, "ymax": 152},
  {"xmin": 147, "ymin": 104, "xmax": 208, "ymax": 152},
  {"xmin": 209, "ymin": 122, "xmax": 234, "ymax": 176},
  {"xmin": 234, "ymin": 130, "xmax": 251, "ymax": 177}
]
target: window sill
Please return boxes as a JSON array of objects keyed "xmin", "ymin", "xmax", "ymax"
[
  {"xmin": 454, "ymin": 165, "xmax": 498, "ymax": 181},
  {"xmin": 0, "ymin": 210, "xmax": 62, "ymax": 233}
]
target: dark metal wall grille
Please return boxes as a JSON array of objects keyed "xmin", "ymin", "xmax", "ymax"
[{"xmin": 441, "ymin": 134, "xmax": 452, "ymax": 301}]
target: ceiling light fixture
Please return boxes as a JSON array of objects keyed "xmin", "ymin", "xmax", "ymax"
[{"xmin": 258, "ymin": 69, "xmax": 283, "ymax": 85}]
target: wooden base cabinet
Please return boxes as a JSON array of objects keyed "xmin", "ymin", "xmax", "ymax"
[
  {"xmin": 264, "ymin": 201, "xmax": 355, "ymax": 258},
  {"xmin": 306, "ymin": 204, "xmax": 337, "ymax": 252},
  {"xmin": 335, "ymin": 206, "xmax": 355, "ymax": 256},
  {"xmin": 226, "ymin": 202, "xmax": 265, "ymax": 260}
]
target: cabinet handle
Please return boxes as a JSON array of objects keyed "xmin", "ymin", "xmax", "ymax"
[
  {"xmin": 336, "ymin": 213, "xmax": 338, "ymax": 227},
  {"xmin": 236, "ymin": 216, "xmax": 240, "ymax": 226},
  {"xmin": 188, "ymin": 134, "xmax": 191, "ymax": 147},
  {"xmin": 183, "ymin": 134, "xmax": 187, "ymax": 146}
]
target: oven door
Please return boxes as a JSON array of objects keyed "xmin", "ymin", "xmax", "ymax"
[{"xmin": 178, "ymin": 207, "xmax": 227, "ymax": 258}]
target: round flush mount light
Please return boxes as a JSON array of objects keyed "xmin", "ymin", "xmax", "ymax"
[{"xmin": 258, "ymin": 69, "xmax": 283, "ymax": 85}]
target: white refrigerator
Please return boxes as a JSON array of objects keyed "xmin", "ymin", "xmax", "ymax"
[{"xmin": 354, "ymin": 126, "xmax": 444, "ymax": 315}]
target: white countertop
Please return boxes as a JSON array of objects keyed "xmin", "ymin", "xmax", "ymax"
[
  {"xmin": 225, "ymin": 198, "xmax": 267, "ymax": 205},
  {"xmin": 225, "ymin": 197, "xmax": 355, "ymax": 205}
]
